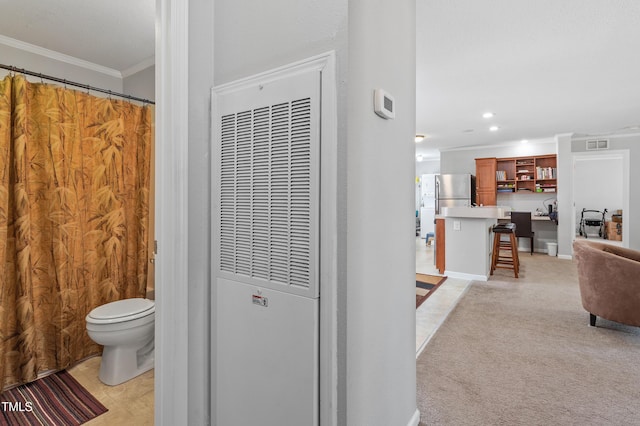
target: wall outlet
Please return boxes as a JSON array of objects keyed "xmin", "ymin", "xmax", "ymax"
[{"xmin": 453, "ymin": 220, "xmax": 461, "ymax": 231}]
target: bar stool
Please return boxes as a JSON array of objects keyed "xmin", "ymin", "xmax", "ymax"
[{"xmin": 491, "ymin": 222, "xmax": 520, "ymax": 278}]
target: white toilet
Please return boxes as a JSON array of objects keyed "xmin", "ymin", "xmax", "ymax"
[{"xmin": 86, "ymin": 298, "xmax": 155, "ymax": 386}]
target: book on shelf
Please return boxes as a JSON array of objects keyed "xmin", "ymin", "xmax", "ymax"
[
  {"xmin": 496, "ymin": 170, "xmax": 507, "ymax": 181},
  {"xmin": 536, "ymin": 166, "xmax": 557, "ymax": 179}
]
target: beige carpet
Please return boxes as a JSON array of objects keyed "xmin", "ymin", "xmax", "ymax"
[{"xmin": 417, "ymin": 254, "xmax": 640, "ymax": 426}]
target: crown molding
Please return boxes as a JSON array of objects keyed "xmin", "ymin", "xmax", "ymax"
[
  {"xmin": 121, "ymin": 56, "xmax": 155, "ymax": 78},
  {"xmin": 0, "ymin": 34, "xmax": 122, "ymax": 78},
  {"xmin": 441, "ymin": 137, "xmax": 556, "ymax": 152},
  {"xmin": 571, "ymin": 131, "xmax": 640, "ymax": 141}
]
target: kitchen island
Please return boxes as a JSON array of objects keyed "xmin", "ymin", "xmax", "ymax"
[{"xmin": 440, "ymin": 206, "xmax": 507, "ymax": 281}]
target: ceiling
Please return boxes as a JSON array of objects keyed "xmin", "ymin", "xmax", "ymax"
[
  {"xmin": 0, "ymin": 0, "xmax": 154, "ymax": 73},
  {"xmin": 2, "ymin": 1, "xmax": 639, "ymax": 158},
  {"xmin": 416, "ymin": 0, "xmax": 640, "ymax": 158}
]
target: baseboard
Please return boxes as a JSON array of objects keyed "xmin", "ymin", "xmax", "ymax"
[
  {"xmin": 407, "ymin": 409, "xmax": 420, "ymax": 426},
  {"xmin": 558, "ymin": 254, "xmax": 572, "ymax": 260},
  {"xmin": 444, "ymin": 270, "xmax": 488, "ymax": 282}
]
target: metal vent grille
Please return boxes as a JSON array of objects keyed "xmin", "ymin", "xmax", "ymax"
[
  {"xmin": 586, "ymin": 139, "xmax": 609, "ymax": 150},
  {"xmin": 219, "ymin": 98, "xmax": 313, "ymax": 290}
]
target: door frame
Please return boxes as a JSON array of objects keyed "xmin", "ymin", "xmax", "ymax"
[
  {"xmin": 155, "ymin": 0, "xmax": 190, "ymax": 423},
  {"xmin": 571, "ymin": 149, "xmax": 630, "ymax": 247}
]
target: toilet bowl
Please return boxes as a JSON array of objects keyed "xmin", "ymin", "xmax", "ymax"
[{"xmin": 86, "ymin": 298, "xmax": 155, "ymax": 386}]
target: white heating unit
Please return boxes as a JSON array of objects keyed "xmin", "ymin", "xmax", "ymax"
[{"xmin": 212, "ymin": 64, "xmax": 321, "ymax": 426}]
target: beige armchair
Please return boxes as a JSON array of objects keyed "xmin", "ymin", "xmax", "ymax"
[{"xmin": 573, "ymin": 240, "xmax": 640, "ymax": 327}]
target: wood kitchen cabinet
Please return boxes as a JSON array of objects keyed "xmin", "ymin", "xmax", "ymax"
[
  {"xmin": 476, "ymin": 154, "xmax": 557, "ymax": 201},
  {"xmin": 496, "ymin": 155, "xmax": 557, "ymax": 194},
  {"xmin": 475, "ymin": 157, "xmax": 497, "ymax": 206}
]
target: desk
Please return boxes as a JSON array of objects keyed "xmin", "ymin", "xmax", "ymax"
[{"xmin": 498, "ymin": 214, "xmax": 557, "ymax": 253}]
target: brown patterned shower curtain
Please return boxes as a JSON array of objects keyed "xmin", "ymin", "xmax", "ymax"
[{"xmin": 0, "ymin": 74, "xmax": 152, "ymax": 390}]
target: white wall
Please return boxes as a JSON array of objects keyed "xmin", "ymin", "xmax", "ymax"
[
  {"xmin": 210, "ymin": 1, "xmax": 418, "ymax": 425},
  {"xmin": 497, "ymin": 192, "xmax": 557, "ymax": 216},
  {"xmin": 187, "ymin": 1, "xmax": 214, "ymax": 423},
  {"xmin": 416, "ymin": 158, "xmax": 440, "ymax": 176},
  {"xmin": 347, "ymin": 1, "xmax": 417, "ymax": 425},
  {"xmin": 214, "ymin": 0, "xmax": 348, "ymax": 86},
  {"xmin": 574, "ymin": 156, "xmax": 623, "ymax": 232},
  {"xmin": 212, "ymin": 0, "xmax": 349, "ymax": 424},
  {"xmin": 571, "ymin": 134, "xmax": 639, "ymax": 250},
  {"xmin": 123, "ymin": 65, "xmax": 155, "ymax": 101}
]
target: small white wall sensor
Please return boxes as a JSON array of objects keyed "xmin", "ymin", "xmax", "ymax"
[{"xmin": 373, "ymin": 89, "xmax": 395, "ymax": 119}]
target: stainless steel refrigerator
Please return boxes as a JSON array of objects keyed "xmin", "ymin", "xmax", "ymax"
[{"xmin": 435, "ymin": 174, "xmax": 476, "ymax": 214}]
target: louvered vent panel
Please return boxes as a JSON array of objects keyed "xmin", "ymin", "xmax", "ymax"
[
  {"xmin": 251, "ymin": 107, "xmax": 270, "ymax": 280},
  {"xmin": 586, "ymin": 139, "xmax": 609, "ymax": 150},
  {"xmin": 235, "ymin": 111, "xmax": 252, "ymax": 277},
  {"xmin": 289, "ymin": 99, "xmax": 312, "ymax": 287},
  {"xmin": 218, "ymin": 98, "xmax": 314, "ymax": 291},
  {"xmin": 220, "ymin": 115, "xmax": 236, "ymax": 273}
]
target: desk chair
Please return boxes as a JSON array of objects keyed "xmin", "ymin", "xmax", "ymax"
[{"xmin": 510, "ymin": 212, "xmax": 534, "ymax": 255}]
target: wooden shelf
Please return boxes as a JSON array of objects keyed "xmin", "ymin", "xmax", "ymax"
[{"xmin": 493, "ymin": 154, "xmax": 557, "ymax": 195}]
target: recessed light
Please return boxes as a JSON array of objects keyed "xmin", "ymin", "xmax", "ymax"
[
  {"xmin": 489, "ymin": 126, "xmax": 499, "ymax": 132},
  {"xmin": 521, "ymin": 139, "xmax": 529, "ymax": 144},
  {"xmin": 416, "ymin": 154, "xmax": 424, "ymax": 162},
  {"xmin": 415, "ymin": 134, "xmax": 425, "ymax": 143},
  {"xmin": 482, "ymin": 112, "xmax": 495, "ymax": 119}
]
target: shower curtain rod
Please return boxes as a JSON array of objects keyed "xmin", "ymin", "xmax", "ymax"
[{"xmin": 0, "ymin": 63, "xmax": 155, "ymax": 105}]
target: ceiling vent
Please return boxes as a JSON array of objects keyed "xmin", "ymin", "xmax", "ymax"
[{"xmin": 585, "ymin": 139, "xmax": 609, "ymax": 151}]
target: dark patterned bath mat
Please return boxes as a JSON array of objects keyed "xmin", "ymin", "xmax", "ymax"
[{"xmin": 0, "ymin": 370, "xmax": 108, "ymax": 425}]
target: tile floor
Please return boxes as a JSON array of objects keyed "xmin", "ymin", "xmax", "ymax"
[
  {"xmin": 68, "ymin": 356, "xmax": 154, "ymax": 425},
  {"xmin": 66, "ymin": 237, "xmax": 469, "ymax": 424},
  {"xmin": 415, "ymin": 237, "xmax": 471, "ymax": 357}
]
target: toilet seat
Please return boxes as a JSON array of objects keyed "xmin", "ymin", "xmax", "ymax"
[{"xmin": 87, "ymin": 298, "xmax": 155, "ymax": 325}]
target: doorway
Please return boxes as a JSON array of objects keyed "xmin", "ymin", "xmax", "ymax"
[{"xmin": 571, "ymin": 150, "xmax": 630, "ymax": 246}]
